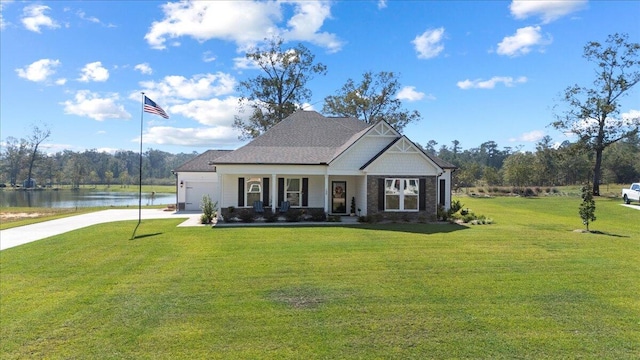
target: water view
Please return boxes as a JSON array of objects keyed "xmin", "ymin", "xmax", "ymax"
[{"xmin": 0, "ymin": 189, "xmax": 175, "ymax": 208}]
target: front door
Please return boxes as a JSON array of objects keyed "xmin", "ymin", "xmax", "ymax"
[{"xmin": 331, "ymin": 181, "xmax": 347, "ymax": 213}]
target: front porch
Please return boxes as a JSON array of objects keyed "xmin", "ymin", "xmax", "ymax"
[{"xmin": 218, "ymin": 170, "xmax": 367, "ymax": 218}]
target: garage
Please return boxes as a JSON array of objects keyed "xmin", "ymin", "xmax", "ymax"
[
  {"xmin": 184, "ymin": 181, "xmax": 217, "ymax": 211},
  {"xmin": 173, "ymin": 150, "xmax": 230, "ymax": 211}
]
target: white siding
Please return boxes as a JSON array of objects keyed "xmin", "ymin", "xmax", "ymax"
[
  {"xmin": 365, "ymin": 152, "xmax": 439, "ymax": 175},
  {"xmin": 330, "ymin": 135, "xmax": 395, "ymax": 173},
  {"xmin": 176, "ymin": 172, "xmax": 218, "ymax": 210}
]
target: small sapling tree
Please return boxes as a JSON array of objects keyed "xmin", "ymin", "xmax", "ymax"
[{"xmin": 579, "ymin": 185, "xmax": 596, "ymax": 231}]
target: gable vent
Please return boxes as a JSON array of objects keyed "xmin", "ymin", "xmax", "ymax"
[
  {"xmin": 389, "ymin": 138, "xmax": 418, "ymax": 153},
  {"xmin": 370, "ymin": 122, "xmax": 397, "ymax": 136}
]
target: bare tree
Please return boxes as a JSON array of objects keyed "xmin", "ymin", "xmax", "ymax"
[
  {"xmin": 25, "ymin": 124, "xmax": 51, "ymax": 188},
  {"xmin": 552, "ymin": 33, "xmax": 640, "ymax": 195}
]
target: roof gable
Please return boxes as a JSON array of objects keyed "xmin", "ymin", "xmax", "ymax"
[
  {"xmin": 215, "ymin": 111, "xmax": 371, "ymax": 164},
  {"xmin": 173, "ymin": 150, "xmax": 232, "ymax": 172},
  {"xmin": 328, "ymin": 120, "xmax": 400, "ymax": 170},
  {"xmin": 361, "ymin": 136, "xmax": 443, "ymax": 173}
]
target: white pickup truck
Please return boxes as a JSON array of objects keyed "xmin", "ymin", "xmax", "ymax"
[{"xmin": 622, "ymin": 183, "xmax": 640, "ymax": 204}]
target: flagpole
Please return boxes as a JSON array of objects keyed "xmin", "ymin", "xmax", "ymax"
[{"xmin": 131, "ymin": 92, "xmax": 144, "ymax": 239}]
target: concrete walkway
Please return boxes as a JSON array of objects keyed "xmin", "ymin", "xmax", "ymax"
[{"xmin": 0, "ymin": 209, "xmax": 202, "ymax": 251}]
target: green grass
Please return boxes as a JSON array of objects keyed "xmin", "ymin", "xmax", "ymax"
[{"xmin": 1, "ymin": 197, "xmax": 639, "ymax": 359}]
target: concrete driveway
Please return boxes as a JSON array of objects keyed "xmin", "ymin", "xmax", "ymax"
[
  {"xmin": 0, "ymin": 209, "xmax": 202, "ymax": 251},
  {"xmin": 622, "ymin": 204, "xmax": 640, "ymax": 210}
]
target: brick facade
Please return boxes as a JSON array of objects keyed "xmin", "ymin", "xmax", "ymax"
[{"xmin": 367, "ymin": 175, "xmax": 437, "ymax": 221}]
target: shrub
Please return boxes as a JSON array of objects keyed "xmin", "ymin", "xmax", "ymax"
[
  {"xmin": 327, "ymin": 215, "xmax": 342, "ymax": 222},
  {"xmin": 462, "ymin": 213, "xmax": 476, "ymax": 223},
  {"xmin": 200, "ymin": 195, "xmax": 217, "ymax": 224},
  {"xmin": 309, "ymin": 209, "xmax": 327, "ymax": 222},
  {"xmin": 264, "ymin": 212, "xmax": 279, "ymax": 223},
  {"xmin": 285, "ymin": 210, "xmax": 302, "ymax": 222},
  {"xmin": 524, "ymin": 188, "xmax": 536, "ymax": 197},
  {"xmin": 200, "ymin": 213, "xmax": 211, "ymax": 224},
  {"xmin": 450, "ymin": 200, "xmax": 463, "ymax": 213},
  {"xmin": 238, "ymin": 209, "xmax": 255, "ymax": 223}
]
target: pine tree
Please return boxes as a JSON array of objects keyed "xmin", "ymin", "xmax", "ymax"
[{"xmin": 579, "ymin": 185, "xmax": 596, "ymax": 231}]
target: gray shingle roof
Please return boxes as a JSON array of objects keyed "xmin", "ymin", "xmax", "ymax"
[
  {"xmin": 190, "ymin": 110, "xmax": 455, "ymax": 171},
  {"xmin": 215, "ymin": 111, "xmax": 371, "ymax": 164},
  {"xmin": 173, "ymin": 150, "xmax": 232, "ymax": 172}
]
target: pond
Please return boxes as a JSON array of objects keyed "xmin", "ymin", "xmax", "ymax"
[{"xmin": 0, "ymin": 189, "xmax": 175, "ymax": 208}]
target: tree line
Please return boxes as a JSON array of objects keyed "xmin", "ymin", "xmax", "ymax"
[
  {"xmin": 3, "ymin": 130, "xmax": 638, "ymax": 190},
  {"xmin": 421, "ymin": 135, "xmax": 640, "ymax": 190},
  {"xmin": 0, "ymin": 135, "xmax": 198, "ymax": 188}
]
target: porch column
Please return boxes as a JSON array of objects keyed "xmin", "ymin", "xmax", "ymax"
[
  {"xmin": 217, "ymin": 175, "xmax": 224, "ymax": 220},
  {"xmin": 271, "ymin": 173, "xmax": 277, "ymax": 212},
  {"xmin": 324, "ymin": 173, "xmax": 329, "ymax": 213}
]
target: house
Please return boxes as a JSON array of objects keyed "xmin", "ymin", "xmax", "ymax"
[{"xmin": 173, "ymin": 111, "xmax": 456, "ymax": 220}]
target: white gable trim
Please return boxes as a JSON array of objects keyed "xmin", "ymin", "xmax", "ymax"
[
  {"xmin": 328, "ymin": 120, "xmax": 399, "ymax": 166},
  {"xmin": 368, "ymin": 121, "xmax": 399, "ymax": 137},
  {"xmin": 362, "ymin": 136, "xmax": 444, "ymax": 175},
  {"xmin": 387, "ymin": 137, "xmax": 420, "ymax": 154}
]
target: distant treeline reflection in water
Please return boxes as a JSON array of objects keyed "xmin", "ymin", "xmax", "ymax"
[{"xmin": 0, "ymin": 189, "xmax": 175, "ymax": 208}]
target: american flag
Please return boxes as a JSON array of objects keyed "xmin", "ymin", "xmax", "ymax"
[{"xmin": 143, "ymin": 96, "xmax": 169, "ymax": 119}]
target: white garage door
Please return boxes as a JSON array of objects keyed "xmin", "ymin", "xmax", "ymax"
[{"xmin": 185, "ymin": 182, "xmax": 217, "ymax": 211}]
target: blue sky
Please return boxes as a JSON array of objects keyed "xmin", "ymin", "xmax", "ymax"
[{"xmin": 1, "ymin": 0, "xmax": 638, "ymax": 155}]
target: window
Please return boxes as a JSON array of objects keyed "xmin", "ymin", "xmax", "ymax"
[
  {"xmin": 404, "ymin": 179, "xmax": 419, "ymax": 210},
  {"xmin": 385, "ymin": 179, "xmax": 400, "ymax": 210},
  {"xmin": 286, "ymin": 178, "xmax": 301, "ymax": 206},
  {"xmin": 385, "ymin": 178, "xmax": 419, "ymax": 211},
  {"xmin": 246, "ymin": 177, "xmax": 261, "ymax": 206}
]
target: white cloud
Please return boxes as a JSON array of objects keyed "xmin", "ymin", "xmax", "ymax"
[
  {"xmin": 397, "ymin": 86, "xmax": 425, "ymax": 101},
  {"xmin": 76, "ymin": 10, "xmax": 100, "ymax": 24},
  {"xmin": 144, "ymin": 1, "xmax": 342, "ymax": 52},
  {"xmin": 134, "ymin": 63, "xmax": 153, "ymax": 75},
  {"xmin": 457, "ymin": 76, "xmax": 527, "ymax": 90},
  {"xmin": 62, "ymin": 90, "xmax": 131, "ymax": 121},
  {"xmin": 510, "ymin": 130, "xmax": 546, "ymax": 143},
  {"xmin": 202, "ymin": 51, "xmax": 216, "ymax": 63},
  {"xmin": 0, "ymin": 1, "xmax": 11, "ymax": 30},
  {"xmin": 566, "ymin": 109, "xmax": 640, "ymax": 135},
  {"xmin": 170, "ymin": 97, "xmax": 241, "ymax": 127},
  {"xmin": 141, "ymin": 126, "xmax": 241, "ymax": 147},
  {"xmin": 412, "ymin": 27, "xmax": 445, "ymax": 59},
  {"xmin": 233, "ymin": 56, "xmax": 259, "ymax": 70},
  {"xmin": 621, "ymin": 109, "xmax": 640, "ymax": 126},
  {"xmin": 497, "ymin": 26, "xmax": 551, "ymax": 57},
  {"xmin": 78, "ymin": 61, "xmax": 109, "ymax": 82},
  {"xmin": 21, "ymin": 4, "xmax": 59, "ymax": 32},
  {"xmin": 281, "ymin": 1, "xmax": 343, "ymax": 53},
  {"xmin": 510, "ymin": 0, "xmax": 587, "ymax": 24},
  {"xmin": 378, "ymin": 1, "xmax": 388, "ymax": 9},
  {"xmin": 55, "ymin": 78, "xmax": 67, "ymax": 85},
  {"xmin": 139, "ymin": 72, "xmax": 236, "ymax": 100},
  {"xmin": 16, "ymin": 59, "xmax": 61, "ymax": 82}
]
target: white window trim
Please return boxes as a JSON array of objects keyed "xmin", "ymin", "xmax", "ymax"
[
  {"xmin": 245, "ymin": 177, "xmax": 262, "ymax": 207},
  {"xmin": 285, "ymin": 177, "xmax": 302, "ymax": 207},
  {"xmin": 385, "ymin": 178, "xmax": 419, "ymax": 212}
]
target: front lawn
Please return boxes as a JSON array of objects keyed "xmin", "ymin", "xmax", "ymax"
[{"xmin": 1, "ymin": 197, "xmax": 638, "ymax": 359}]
